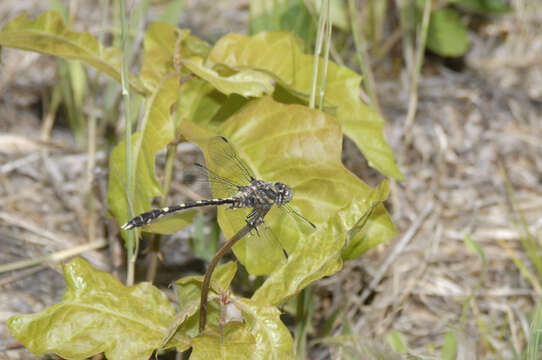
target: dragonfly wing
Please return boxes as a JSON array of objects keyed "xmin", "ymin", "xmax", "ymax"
[
  {"xmin": 188, "ymin": 163, "xmax": 242, "ymax": 199},
  {"xmin": 283, "ymin": 204, "xmax": 317, "ymax": 232},
  {"xmin": 231, "ymin": 219, "xmax": 287, "ymax": 275},
  {"xmin": 261, "ymin": 204, "xmax": 316, "ymax": 256},
  {"xmin": 206, "ymin": 136, "xmax": 255, "ymax": 186}
]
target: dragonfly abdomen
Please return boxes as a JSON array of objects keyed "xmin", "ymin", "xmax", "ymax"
[{"xmin": 121, "ymin": 198, "xmax": 235, "ymax": 230}]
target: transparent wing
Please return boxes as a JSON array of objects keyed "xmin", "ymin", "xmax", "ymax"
[
  {"xmin": 188, "ymin": 163, "xmax": 242, "ymax": 199},
  {"xmin": 282, "ymin": 204, "xmax": 317, "ymax": 233},
  {"xmin": 206, "ymin": 136, "xmax": 255, "ymax": 187},
  {"xmin": 260, "ymin": 203, "xmax": 316, "ymax": 256},
  {"xmin": 222, "ymin": 208, "xmax": 287, "ymax": 275}
]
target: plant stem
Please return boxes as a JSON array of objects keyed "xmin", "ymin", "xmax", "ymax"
[
  {"xmin": 318, "ymin": 0, "xmax": 331, "ymax": 111},
  {"xmin": 86, "ymin": 0, "xmax": 109, "ymax": 245},
  {"xmin": 0, "ymin": 240, "xmax": 107, "ymax": 273},
  {"xmin": 295, "ymin": 284, "xmax": 315, "ymax": 359},
  {"xmin": 146, "ymin": 142, "xmax": 177, "ymax": 282},
  {"xmin": 198, "ymin": 223, "xmax": 254, "ymax": 334},
  {"xmin": 119, "ymin": 0, "xmax": 136, "ymax": 286},
  {"xmin": 87, "ymin": 103, "xmax": 96, "ymax": 243},
  {"xmin": 296, "ymin": 1, "xmax": 330, "ymax": 355},
  {"xmin": 309, "ymin": 0, "xmax": 327, "ymax": 109},
  {"xmin": 348, "ymin": 0, "xmax": 384, "ymax": 119},
  {"xmin": 403, "ymin": 0, "xmax": 432, "ymax": 147}
]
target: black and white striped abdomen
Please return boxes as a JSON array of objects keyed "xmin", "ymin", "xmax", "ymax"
[{"xmin": 121, "ymin": 198, "xmax": 235, "ymax": 230}]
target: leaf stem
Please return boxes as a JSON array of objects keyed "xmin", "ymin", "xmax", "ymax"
[
  {"xmin": 295, "ymin": 284, "xmax": 315, "ymax": 358},
  {"xmin": 403, "ymin": 0, "xmax": 432, "ymax": 148},
  {"xmin": 297, "ymin": 0, "xmax": 330, "ymax": 355},
  {"xmin": 309, "ymin": 0, "xmax": 327, "ymax": 108},
  {"xmin": 348, "ymin": 0, "xmax": 384, "ymax": 118},
  {"xmin": 146, "ymin": 142, "xmax": 177, "ymax": 283},
  {"xmin": 199, "ymin": 223, "xmax": 253, "ymax": 334},
  {"xmin": 119, "ymin": 0, "xmax": 136, "ymax": 286},
  {"xmin": 318, "ymin": 0, "xmax": 331, "ymax": 111}
]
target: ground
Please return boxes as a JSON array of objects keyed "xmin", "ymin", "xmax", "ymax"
[{"xmin": 1, "ymin": 1, "xmax": 541, "ymax": 359}]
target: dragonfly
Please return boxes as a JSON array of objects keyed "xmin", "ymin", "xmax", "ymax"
[{"xmin": 121, "ymin": 136, "xmax": 316, "ymax": 253}]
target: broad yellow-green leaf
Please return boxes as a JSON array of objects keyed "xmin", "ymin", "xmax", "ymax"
[
  {"xmin": 191, "ymin": 323, "xmax": 255, "ymax": 360},
  {"xmin": 182, "ymin": 57, "xmax": 275, "ymax": 97},
  {"xmin": 0, "ymin": 11, "xmax": 147, "ymax": 94},
  {"xmin": 181, "ymin": 96, "xmax": 396, "ymax": 277},
  {"xmin": 108, "ymin": 75, "xmax": 194, "ymax": 238},
  {"xmin": 235, "ymin": 298, "xmax": 294, "ymax": 360},
  {"xmin": 205, "ymin": 31, "xmax": 403, "ymax": 180},
  {"xmin": 251, "ymin": 210, "xmax": 345, "ymax": 305},
  {"xmin": 167, "ymin": 262, "xmax": 238, "ymax": 339},
  {"xmin": 177, "ymin": 77, "xmax": 227, "ymax": 129},
  {"xmin": 7, "ymin": 258, "xmax": 189, "ymax": 360},
  {"xmin": 216, "ymin": 97, "xmax": 393, "ymax": 273},
  {"xmin": 174, "ymin": 263, "xmax": 295, "ymax": 359},
  {"xmin": 139, "ymin": 22, "xmax": 211, "ymax": 90},
  {"xmin": 175, "ymin": 261, "xmax": 238, "ymax": 310},
  {"xmin": 341, "ymin": 179, "xmax": 393, "ymax": 260}
]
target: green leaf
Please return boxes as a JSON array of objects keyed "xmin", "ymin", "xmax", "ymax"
[
  {"xmin": 7, "ymin": 258, "xmax": 189, "ymax": 360},
  {"xmin": 183, "ymin": 96, "xmax": 395, "ymax": 283},
  {"xmin": 175, "ymin": 261, "xmax": 238, "ymax": 309},
  {"xmin": 341, "ymin": 180, "xmax": 394, "ymax": 260},
  {"xmin": 218, "ymin": 97, "xmax": 395, "ymax": 275},
  {"xmin": 0, "ymin": 11, "xmax": 147, "ymax": 94},
  {"xmin": 174, "ymin": 263, "xmax": 295, "ymax": 358},
  {"xmin": 182, "ymin": 57, "xmax": 275, "ymax": 97},
  {"xmin": 309, "ymin": 0, "xmax": 349, "ymax": 31},
  {"xmin": 175, "ymin": 262, "xmax": 293, "ymax": 360},
  {"xmin": 159, "ymin": 0, "xmax": 186, "ymax": 25},
  {"xmin": 451, "ymin": 0, "xmax": 511, "ymax": 14},
  {"xmin": 178, "ymin": 77, "xmax": 227, "ymax": 129},
  {"xmin": 205, "ymin": 31, "xmax": 403, "ymax": 179},
  {"xmin": 526, "ymin": 301, "xmax": 542, "ymax": 360},
  {"xmin": 384, "ymin": 330, "xmax": 408, "ymax": 354},
  {"xmin": 170, "ymin": 262, "xmax": 238, "ymax": 338},
  {"xmin": 250, "ymin": 0, "xmax": 349, "ymax": 44},
  {"xmin": 108, "ymin": 75, "xmax": 195, "ymax": 238},
  {"xmin": 235, "ymin": 298, "xmax": 294, "ymax": 359},
  {"xmin": 425, "ymin": 7, "xmax": 469, "ymax": 57},
  {"xmin": 463, "ymin": 234, "xmax": 486, "ymax": 265},
  {"xmin": 139, "ymin": 22, "xmax": 211, "ymax": 91},
  {"xmin": 251, "ymin": 180, "xmax": 394, "ymax": 305},
  {"xmin": 250, "ymin": 0, "xmax": 316, "ymax": 47},
  {"xmin": 251, "ymin": 214, "xmax": 345, "ymax": 306},
  {"xmin": 191, "ymin": 323, "xmax": 256, "ymax": 360},
  {"xmin": 441, "ymin": 330, "xmax": 458, "ymax": 360}
]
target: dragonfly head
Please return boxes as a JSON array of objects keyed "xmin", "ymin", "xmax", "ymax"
[{"xmin": 274, "ymin": 182, "xmax": 293, "ymax": 206}]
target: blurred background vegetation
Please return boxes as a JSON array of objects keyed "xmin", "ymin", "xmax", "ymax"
[{"xmin": 1, "ymin": 0, "xmax": 542, "ymax": 359}]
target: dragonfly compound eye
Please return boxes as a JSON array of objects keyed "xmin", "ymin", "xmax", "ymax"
[{"xmin": 274, "ymin": 182, "xmax": 293, "ymax": 204}]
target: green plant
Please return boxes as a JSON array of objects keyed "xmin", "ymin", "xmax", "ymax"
[
  {"xmin": 1, "ymin": 10, "xmax": 400, "ymax": 359},
  {"xmin": 418, "ymin": 0, "xmax": 511, "ymax": 57}
]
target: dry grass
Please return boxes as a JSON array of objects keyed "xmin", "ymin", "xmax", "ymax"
[{"xmin": 1, "ymin": 0, "xmax": 542, "ymax": 359}]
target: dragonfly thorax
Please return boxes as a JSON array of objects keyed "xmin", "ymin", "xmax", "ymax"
[{"xmin": 233, "ymin": 179, "xmax": 293, "ymax": 209}]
